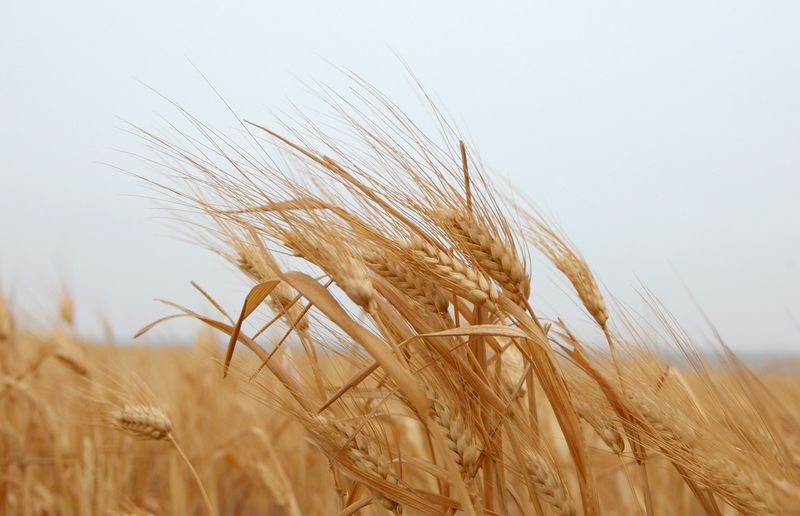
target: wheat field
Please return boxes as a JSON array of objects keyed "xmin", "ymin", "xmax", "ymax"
[{"xmin": 2, "ymin": 81, "xmax": 799, "ymax": 515}]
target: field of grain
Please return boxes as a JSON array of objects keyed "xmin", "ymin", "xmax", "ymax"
[{"xmin": 3, "ymin": 81, "xmax": 799, "ymax": 515}]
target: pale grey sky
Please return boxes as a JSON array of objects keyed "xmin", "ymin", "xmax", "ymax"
[{"xmin": 1, "ymin": 1, "xmax": 798, "ymax": 351}]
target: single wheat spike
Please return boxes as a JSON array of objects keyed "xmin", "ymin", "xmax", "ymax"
[
  {"xmin": 438, "ymin": 208, "xmax": 530, "ymax": 302},
  {"xmin": 112, "ymin": 405, "xmax": 172, "ymax": 440},
  {"xmin": 0, "ymin": 295, "xmax": 14, "ymax": 341},
  {"xmin": 531, "ymin": 229, "xmax": 608, "ymax": 328},
  {"xmin": 284, "ymin": 232, "xmax": 376, "ymax": 312},
  {"xmin": 427, "ymin": 389, "xmax": 481, "ymax": 476},
  {"xmin": 628, "ymin": 395, "xmax": 698, "ymax": 448},
  {"xmin": 403, "ymin": 235, "xmax": 498, "ymax": 311},
  {"xmin": 112, "ymin": 405, "xmax": 216, "ymax": 515},
  {"xmin": 236, "ymin": 251, "xmax": 260, "ymax": 280},
  {"xmin": 573, "ymin": 398, "xmax": 625, "ymax": 454},
  {"xmin": 316, "ymin": 415, "xmax": 399, "ymax": 513},
  {"xmin": 53, "ymin": 350, "xmax": 89, "ymax": 377},
  {"xmin": 704, "ymin": 457, "xmax": 780, "ymax": 515},
  {"xmin": 256, "ymin": 462, "xmax": 302, "ymax": 516},
  {"xmin": 554, "ymin": 251, "xmax": 607, "ymax": 328},
  {"xmin": 58, "ymin": 294, "xmax": 75, "ymax": 326},
  {"xmin": 364, "ymin": 249, "xmax": 449, "ymax": 314},
  {"xmin": 525, "ymin": 451, "xmax": 576, "ymax": 516}
]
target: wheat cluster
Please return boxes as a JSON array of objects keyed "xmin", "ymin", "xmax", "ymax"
[{"xmin": 1, "ymin": 79, "xmax": 799, "ymax": 515}]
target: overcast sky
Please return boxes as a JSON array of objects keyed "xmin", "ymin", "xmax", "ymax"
[{"xmin": 2, "ymin": 1, "xmax": 799, "ymax": 352}]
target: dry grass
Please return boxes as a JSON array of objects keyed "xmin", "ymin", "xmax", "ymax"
[{"xmin": 2, "ymin": 79, "xmax": 799, "ymax": 515}]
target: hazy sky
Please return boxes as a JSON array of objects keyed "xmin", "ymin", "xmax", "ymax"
[{"xmin": 2, "ymin": 1, "xmax": 799, "ymax": 351}]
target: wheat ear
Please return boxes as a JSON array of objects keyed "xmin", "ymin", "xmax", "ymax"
[
  {"xmin": 403, "ymin": 235, "xmax": 498, "ymax": 311},
  {"xmin": 525, "ymin": 451, "xmax": 576, "ymax": 516},
  {"xmin": 427, "ymin": 389, "xmax": 481, "ymax": 476},
  {"xmin": 704, "ymin": 457, "xmax": 780, "ymax": 515},
  {"xmin": 634, "ymin": 401, "xmax": 781, "ymax": 515},
  {"xmin": 628, "ymin": 395, "xmax": 698, "ymax": 448},
  {"xmin": 438, "ymin": 208, "xmax": 530, "ymax": 302},
  {"xmin": 317, "ymin": 415, "xmax": 399, "ymax": 513},
  {"xmin": 112, "ymin": 405, "xmax": 216, "ymax": 516},
  {"xmin": 0, "ymin": 295, "xmax": 14, "ymax": 341},
  {"xmin": 554, "ymin": 251, "xmax": 607, "ymax": 328},
  {"xmin": 112, "ymin": 404, "xmax": 172, "ymax": 440},
  {"xmin": 632, "ymin": 392, "xmax": 779, "ymax": 514},
  {"xmin": 364, "ymin": 249, "xmax": 449, "ymax": 314},
  {"xmin": 256, "ymin": 462, "xmax": 302, "ymax": 516},
  {"xmin": 284, "ymin": 232, "xmax": 376, "ymax": 312},
  {"xmin": 573, "ymin": 398, "xmax": 625, "ymax": 454}
]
